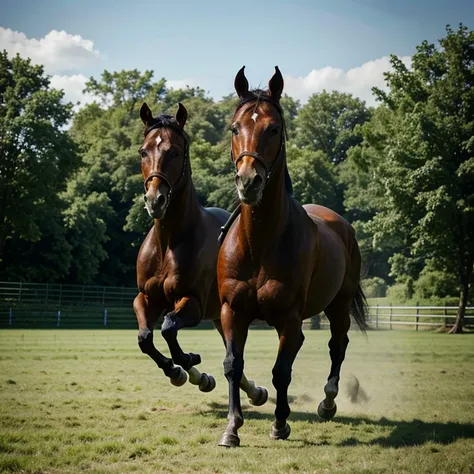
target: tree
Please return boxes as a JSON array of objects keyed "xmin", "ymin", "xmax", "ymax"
[
  {"xmin": 286, "ymin": 146, "xmax": 340, "ymax": 211},
  {"xmin": 0, "ymin": 51, "xmax": 79, "ymax": 280},
  {"xmin": 368, "ymin": 25, "xmax": 474, "ymax": 332},
  {"xmin": 339, "ymin": 106, "xmax": 402, "ymax": 282},
  {"xmin": 294, "ymin": 90, "xmax": 370, "ymax": 165}
]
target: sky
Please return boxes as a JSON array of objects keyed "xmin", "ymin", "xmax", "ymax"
[{"xmin": 1, "ymin": 0, "xmax": 473, "ymax": 107}]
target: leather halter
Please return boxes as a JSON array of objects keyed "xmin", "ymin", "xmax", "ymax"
[
  {"xmin": 142, "ymin": 117, "xmax": 189, "ymax": 201},
  {"xmin": 218, "ymin": 95, "xmax": 287, "ymax": 245},
  {"xmin": 230, "ymin": 95, "xmax": 286, "ymax": 187}
]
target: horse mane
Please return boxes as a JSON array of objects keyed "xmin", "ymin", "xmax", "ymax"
[{"xmin": 237, "ymin": 90, "xmax": 293, "ymax": 196}]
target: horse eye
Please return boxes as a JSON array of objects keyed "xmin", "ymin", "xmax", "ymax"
[
  {"xmin": 140, "ymin": 150, "xmax": 148, "ymax": 159},
  {"xmin": 170, "ymin": 149, "xmax": 180, "ymax": 158},
  {"xmin": 230, "ymin": 124, "xmax": 239, "ymax": 135},
  {"xmin": 270, "ymin": 125, "xmax": 279, "ymax": 135}
]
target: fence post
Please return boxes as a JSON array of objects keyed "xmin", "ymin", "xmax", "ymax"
[
  {"xmin": 415, "ymin": 304, "xmax": 419, "ymax": 331},
  {"xmin": 104, "ymin": 308, "xmax": 108, "ymax": 327},
  {"xmin": 376, "ymin": 304, "xmax": 379, "ymax": 329},
  {"xmin": 9, "ymin": 308, "xmax": 12, "ymax": 326},
  {"xmin": 57, "ymin": 310, "xmax": 61, "ymax": 328},
  {"xmin": 444, "ymin": 306, "xmax": 447, "ymax": 329},
  {"xmin": 389, "ymin": 303, "xmax": 392, "ymax": 330}
]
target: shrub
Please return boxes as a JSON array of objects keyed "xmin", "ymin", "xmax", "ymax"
[{"xmin": 362, "ymin": 277, "xmax": 387, "ymax": 298}]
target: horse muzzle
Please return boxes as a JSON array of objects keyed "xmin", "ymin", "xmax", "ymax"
[
  {"xmin": 144, "ymin": 190, "xmax": 168, "ymax": 219},
  {"xmin": 235, "ymin": 172, "xmax": 264, "ymax": 206}
]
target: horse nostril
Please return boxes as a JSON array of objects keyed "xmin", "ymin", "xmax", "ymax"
[
  {"xmin": 143, "ymin": 195, "xmax": 148, "ymax": 203},
  {"xmin": 156, "ymin": 194, "xmax": 166, "ymax": 208},
  {"xmin": 252, "ymin": 174, "xmax": 263, "ymax": 190}
]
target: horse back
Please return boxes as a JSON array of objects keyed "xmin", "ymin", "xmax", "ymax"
[{"xmin": 303, "ymin": 204, "xmax": 356, "ymax": 253}]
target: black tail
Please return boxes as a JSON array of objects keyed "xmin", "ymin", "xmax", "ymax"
[{"xmin": 351, "ymin": 284, "xmax": 369, "ymax": 333}]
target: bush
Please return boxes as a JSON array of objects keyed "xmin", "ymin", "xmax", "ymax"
[
  {"xmin": 362, "ymin": 277, "xmax": 387, "ymax": 298},
  {"xmin": 386, "ymin": 283, "xmax": 409, "ymax": 304},
  {"xmin": 414, "ymin": 270, "xmax": 458, "ymax": 303}
]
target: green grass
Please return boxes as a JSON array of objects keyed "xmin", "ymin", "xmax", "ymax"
[{"xmin": 0, "ymin": 329, "xmax": 473, "ymax": 473}]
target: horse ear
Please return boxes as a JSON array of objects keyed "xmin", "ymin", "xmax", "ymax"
[
  {"xmin": 234, "ymin": 66, "xmax": 250, "ymax": 99},
  {"xmin": 268, "ymin": 66, "xmax": 284, "ymax": 102},
  {"xmin": 175, "ymin": 102, "xmax": 187, "ymax": 129},
  {"xmin": 140, "ymin": 102, "xmax": 153, "ymax": 126}
]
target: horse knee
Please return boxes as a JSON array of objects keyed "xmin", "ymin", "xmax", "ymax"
[
  {"xmin": 160, "ymin": 314, "xmax": 178, "ymax": 340},
  {"xmin": 138, "ymin": 328, "xmax": 153, "ymax": 354},
  {"xmin": 223, "ymin": 344, "xmax": 243, "ymax": 378}
]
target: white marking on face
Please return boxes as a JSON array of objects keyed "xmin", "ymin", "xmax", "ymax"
[
  {"xmin": 155, "ymin": 136, "xmax": 162, "ymax": 147},
  {"xmin": 251, "ymin": 112, "xmax": 258, "ymax": 122}
]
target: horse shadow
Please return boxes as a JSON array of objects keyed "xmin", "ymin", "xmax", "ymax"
[{"xmin": 202, "ymin": 401, "xmax": 474, "ymax": 448}]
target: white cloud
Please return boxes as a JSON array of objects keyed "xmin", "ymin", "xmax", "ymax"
[
  {"xmin": 0, "ymin": 27, "xmax": 101, "ymax": 74},
  {"xmin": 166, "ymin": 78, "xmax": 196, "ymax": 90},
  {"xmin": 49, "ymin": 74, "xmax": 95, "ymax": 107},
  {"xmin": 284, "ymin": 56, "xmax": 412, "ymax": 106}
]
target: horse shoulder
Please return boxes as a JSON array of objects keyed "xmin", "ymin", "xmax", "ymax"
[{"xmin": 136, "ymin": 226, "xmax": 162, "ymax": 291}]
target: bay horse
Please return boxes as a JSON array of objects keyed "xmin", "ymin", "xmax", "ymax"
[
  {"xmin": 217, "ymin": 67, "xmax": 368, "ymax": 447},
  {"xmin": 134, "ymin": 102, "xmax": 268, "ymax": 405}
]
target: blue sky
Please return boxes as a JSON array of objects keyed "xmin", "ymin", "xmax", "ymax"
[{"xmin": 1, "ymin": 0, "xmax": 473, "ymax": 104}]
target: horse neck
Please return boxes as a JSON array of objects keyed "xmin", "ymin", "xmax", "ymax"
[
  {"xmin": 153, "ymin": 170, "xmax": 201, "ymax": 251},
  {"xmin": 239, "ymin": 157, "xmax": 290, "ymax": 255}
]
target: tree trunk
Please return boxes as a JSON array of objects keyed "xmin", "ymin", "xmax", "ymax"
[{"xmin": 449, "ymin": 261, "xmax": 472, "ymax": 334}]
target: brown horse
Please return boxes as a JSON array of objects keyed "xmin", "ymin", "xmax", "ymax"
[
  {"xmin": 134, "ymin": 102, "xmax": 268, "ymax": 404},
  {"xmin": 217, "ymin": 67, "xmax": 368, "ymax": 447}
]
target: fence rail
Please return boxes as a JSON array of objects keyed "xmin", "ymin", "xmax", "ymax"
[
  {"xmin": 367, "ymin": 305, "xmax": 474, "ymax": 331},
  {"xmin": 0, "ymin": 281, "xmax": 136, "ymax": 308},
  {"xmin": 1, "ymin": 282, "xmax": 473, "ymax": 330}
]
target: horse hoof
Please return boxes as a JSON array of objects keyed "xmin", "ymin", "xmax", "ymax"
[
  {"xmin": 317, "ymin": 400, "xmax": 337, "ymax": 420},
  {"xmin": 270, "ymin": 422, "xmax": 291, "ymax": 440},
  {"xmin": 199, "ymin": 374, "xmax": 216, "ymax": 393},
  {"xmin": 218, "ymin": 432, "xmax": 240, "ymax": 448},
  {"xmin": 170, "ymin": 367, "xmax": 187, "ymax": 387},
  {"xmin": 249, "ymin": 387, "xmax": 268, "ymax": 406}
]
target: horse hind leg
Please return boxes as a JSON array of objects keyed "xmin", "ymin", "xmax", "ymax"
[
  {"xmin": 270, "ymin": 318, "xmax": 305, "ymax": 441},
  {"xmin": 134, "ymin": 293, "xmax": 187, "ymax": 386},
  {"xmin": 213, "ymin": 319, "xmax": 268, "ymax": 406},
  {"xmin": 161, "ymin": 296, "xmax": 216, "ymax": 393},
  {"xmin": 318, "ymin": 299, "xmax": 351, "ymax": 420}
]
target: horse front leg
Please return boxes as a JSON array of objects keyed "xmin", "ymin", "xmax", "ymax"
[
  {"xmin": 270, "ymin": 316, "xmax": 305, "ymax": 441},
  {"xmin": 213, "ymin": 319, "xmax": 268, "ymax": 406},
  {"xmin": 160, "ymin": 296, "xmax": 216, "ymax": 392},
  {"xmin": 218, "ymin": 302, "xmax": 250, "ymax": 448},
  {"xmin": 133, "ymin": 292, "xmax": 187, "ymax": 386}
]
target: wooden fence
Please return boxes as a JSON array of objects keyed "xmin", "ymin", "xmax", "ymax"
[
  {"xmin": 367, "ymin": 305, "xmax": 474, "ymax": 330},
  {"xmin": 0, "ymin": 282, "xmax": 473, "ymax": 330}
]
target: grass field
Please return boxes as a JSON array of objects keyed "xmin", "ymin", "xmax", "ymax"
[{"xmin": 0, "ymin": 328, "xmax": 473, "ymax": 474}]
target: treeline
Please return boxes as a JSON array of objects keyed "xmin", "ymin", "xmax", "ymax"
[{"xmin": 0, "ymin": 25, "xmax": 473, "ymax": 330}]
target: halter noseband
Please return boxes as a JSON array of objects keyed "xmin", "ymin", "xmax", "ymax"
[{"xmin": 142, "ymin": 116, "xmax": 189, "ymax": 201}]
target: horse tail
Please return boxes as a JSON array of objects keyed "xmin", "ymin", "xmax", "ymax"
[{"xmin": 351, "ymin": 284, "xmax": 369, "ymax": 333}]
